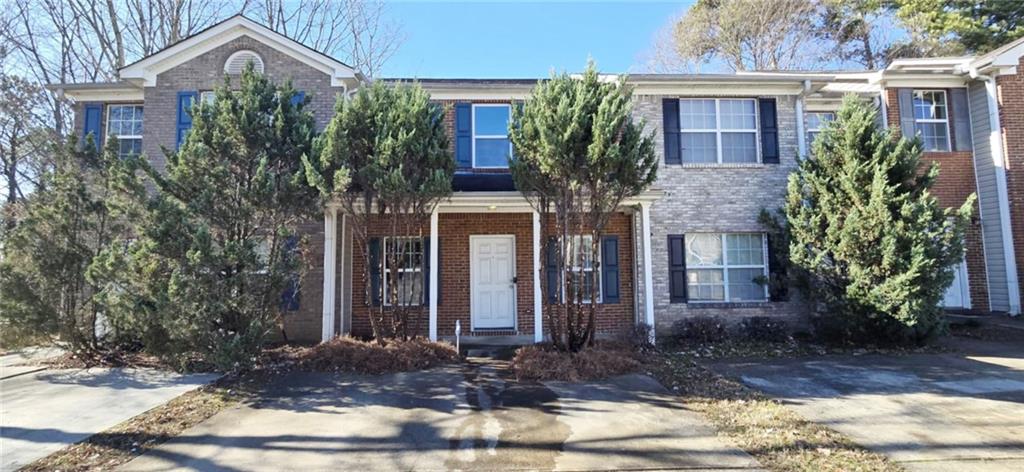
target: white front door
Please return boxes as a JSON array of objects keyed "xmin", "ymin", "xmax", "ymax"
[
  {"xmin": 943, "ymin": 258, "xmax": 971, "ymax": 309},
  {"xmin": 471, "ymin": 235, "xmax": 517, "ymax": 329}
]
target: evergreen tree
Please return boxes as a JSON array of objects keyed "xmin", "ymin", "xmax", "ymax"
[
  {"xmin": 509, "ymin": 62, "xmax": 657, "ymax": 351},
  {"xmin": 0, "ymin": 136, "xmax": 139, "ymax": 353},
  {"xmin": 304, "ymin": 81, "xmax": 452, "ymax": 341},
  {"xmin": 785, "ymin": 95, "xmax": 973, "ymax": 344},
  {"xmin": 118, "ymin": 64, "xmax": 318, "ymax": 369}
]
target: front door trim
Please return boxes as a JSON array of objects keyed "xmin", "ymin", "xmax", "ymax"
[{"xmin": 469, "ymin": 234, "xmax": 517, "ymax": 331}]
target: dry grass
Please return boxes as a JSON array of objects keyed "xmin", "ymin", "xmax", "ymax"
[
  {"xmin": 648, "ymin": 353, "xmax": 902, "ymax": 472},
  {"xmin": 511, "ymin": 342, "xmax": 645, "ymax": 382},
  {"xmin": 269, "ymin": 336, "xmax": 460, "ymax": 375},
  {"xmin": 19, "ymin": 371, "xmax": 269, "ymax": 471}
]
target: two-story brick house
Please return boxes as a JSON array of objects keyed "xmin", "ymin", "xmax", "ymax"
[{"xmin": 52, "ymin": 15, "xmax": 1024, "ymax": 344}]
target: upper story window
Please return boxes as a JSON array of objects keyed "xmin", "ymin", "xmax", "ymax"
[
  {"xmin": 686, "ymin": 233, "xmax": 768, "ymax": 302},
  {"xmin": 472, "ymin": 104, "xmax": 512, "ymax": 168},
  {"xmin": 912, "ymin": 90, "xmax": 951, "ymax": 152},
  {"xmin": 224, "ymin": 50, "xmax": 264, "ymax": 74},
  {"xmin": 805, "ymin": 112, "xmax": 834, "ymax": 146},
  {"xmin": 679, "ymin": 98, "xmax": 759, "ymax": 164},
  {"xmin": 106, "ymin": 104, "xmax": 143, "ymax": 158}
]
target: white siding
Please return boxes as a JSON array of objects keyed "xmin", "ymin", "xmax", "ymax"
[{"xmin": 969, "ymin": 82, "xmax": 1011, "ymax": 311}]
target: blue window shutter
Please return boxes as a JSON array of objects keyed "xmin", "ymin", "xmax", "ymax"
[
  {"xmin": 758, "ymin": 98, "xmax": 779, "ymax": 164},
  {"xmin": 82, "ymin": 104, "xmax": 103, "ymax": 148},
  {"xmin": 455, "ymin": 102, "xmax": 472, "ymax": 168},
  {"xmin": 601, "ymin": 236, "xmax": 620, "ymax": 304},
  {"xmin": 176, "ymin": 91, "xmax": 198, "ymax": 149},
  {"xmin": 897, "ymin": 88, "xmax": 916, "ymax": 139},
  {"xmin": 280, "ymin": 236, "xmax": 300, "ymax": 311},
  {"xmin": 422, "ymin": 237, "xmax": 431, "ymax": 306},
  {"xmin": 545, "ymin": 237, "xmax": 560, "ymax": 303},
  {"xmin": 668, "ymin": 235, "xmax": 687, "ymax": 303},
  {"xmin": 290, "ymin": 91, "xmax": 305, "ymax": 107},
  {"xmin": 369, "ymin": 238, "xmax": 382, "ymax": 307},
  {"xmin": 662, "ymin": 99, "xmax": 681, "ymax": 164},
  {"xmin": 950, "ymin": 88, "xmax": 972, "ymax": 151}
]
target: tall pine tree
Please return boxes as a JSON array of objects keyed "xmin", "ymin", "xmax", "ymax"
[
  {"xmin": 119, "ymin": 64, "xmax": 318, "ymax": 369},
  {"xmin": 786, "ymin": 95, "xmax": 973, "ymax": 344}
]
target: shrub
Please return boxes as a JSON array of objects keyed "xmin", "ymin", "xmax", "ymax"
[
  {"xmin": 287, "ymin": 336, "xmax": 459, "ymax": 375},
  {"xmin": 511, "ymin": 342, "xmax": 644, "ymax": 382},
  {"xmin": 737, "ymin": 317, "xmax": 790, "ymax": 343},
  {"xmin": 672, "ymin": 316, "xmax": 727, "ymax": 344},
  {"xmin": 615, "ymin": 323, "xmax": 654, "ymax": 350},
  {"xmin": 785, "ymin": 95, "xmax": 972, "ymax": 345}
]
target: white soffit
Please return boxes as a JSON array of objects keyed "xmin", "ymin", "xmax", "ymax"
[{"xmin": 118, "ymin": 15, "xmax": 359, "ymax": 87}]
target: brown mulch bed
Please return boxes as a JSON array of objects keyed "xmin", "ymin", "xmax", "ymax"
[
  {"xmin": 649, "ymin": 352, "xmax": 902, "ymax": 472},
  {"xmin": 511, "ymin": 341, "xmax": 646, "ymax": 382},
  {"xmin": 19, "ymin": 371, "xmax": 269, "ymax": 472},
  {"xmin": 265, "ymin": 336, "xmax": 461, "ymax": 375}
]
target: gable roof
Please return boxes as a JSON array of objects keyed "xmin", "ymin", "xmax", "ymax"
[{"xmin": 118, "ymin": 14, "xmax": 363, "ymax": 87}]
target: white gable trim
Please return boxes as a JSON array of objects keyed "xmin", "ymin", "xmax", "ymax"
[{"xmin": 119, "ymin": 15, "xmax": 359, "ymax": 87}]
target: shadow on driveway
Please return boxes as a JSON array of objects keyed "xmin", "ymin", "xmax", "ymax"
[
  {"xmin": 710, "ymin": 337, "xmax": 1024, "ymax": 472},
  {"xmin": 1, "ymin": 368, "xmax": 219, "ymax": 472},
  {"xmin": 117, "ymin": 359, "xmax": 761, "ymax": 471}
]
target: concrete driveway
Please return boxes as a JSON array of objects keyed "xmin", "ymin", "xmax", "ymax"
[
  {"xmin": 711, "ymin": 338, "xmax": 1024, "ymax": 472},
  {"xmin": 120, "ymin": 359, "xmax": 761, "ymax": 471},
  {"xmin": 1, "ymin": 367, "xmax": 219, "ymax": 471}
]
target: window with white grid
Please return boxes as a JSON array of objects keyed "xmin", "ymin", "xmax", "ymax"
[
  {"xmin": 679, "ymin": 98, "xmax": 759, "ymax": 164},
  {"xmin": 106, "ymin": 105, "xmax": 143, "ymax": 158},
  {"xmin": 383, "ymin": 237, "xmax": 424, "ymax": 306},
  {"xmin": 685, "ymin": 233, "xmax": 768, "ymax": 302},
  {"xmin": 912, "ymin": 90, "xmax": 951, "ymax": 152},
  {"xmin": 564, "ymin": 234, "xmax": 601, "ymax": 303}
]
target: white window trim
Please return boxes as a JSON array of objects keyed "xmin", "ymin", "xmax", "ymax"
[
  {"xmin": 562, "ymin": 234, "xmax": 602, "ymax": 303},
  {"xmin": 686, "ymin": 233, "xmax": 769, "ymax": 303},
  {"xmin": 200, "ymin": 91, "xmax": 217, "ymax": 106},
  {"xmin": 105, "ymin": 104, "xmax": 144, "ymax": 157},
  {"xmin": 471, "ymin": 103, "xmax": 513, "ymax": 169},
  {"xmin": 382, "ymin": 236, "xmax": 424, "ymax": 307},
  {"xmin": 679, "ymin": 98, "xmax": 760, "ymax": 164},
  {"xmin": 912, "ymin": 90, "xmax": 952, "ymax": 152},
  {"xmin": 806, "ymin": 111, "xmax": 835, "ymax": 145}
]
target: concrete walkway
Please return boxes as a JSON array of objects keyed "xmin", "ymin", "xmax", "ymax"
[
  {"xmin": 0, "ymin": 347, "xmax": 64, "ymax": 379},
  {"xmin": 1, "ymin": 368, "xmax": 219, "ymax": 471},
  {"xmin": 121, "ymin": 359, "xmax": 760, "ymax": 471},
  {"xmin": 711, "ymin": 338, "xmax": 1024, "ymax": 472}
]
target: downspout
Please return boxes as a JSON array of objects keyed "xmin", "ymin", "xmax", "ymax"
[
  {"xmin": 878, "ymin": 80, "xmax": 888, "ymax": 128},
  {"xmin": 971, "ymin": 68, "xmax": 1022, "ymax": 316},
  {"xmin": 795, "ymin": 80, "xmax": 810, "ymax": 157}
]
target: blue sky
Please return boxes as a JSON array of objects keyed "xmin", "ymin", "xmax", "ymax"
[{"xmin": 379, "ymin": 1, "xmax": 688, "ymax": 78}]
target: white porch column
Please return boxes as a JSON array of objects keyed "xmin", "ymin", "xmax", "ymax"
[
  {"xmin": 321, "ymin": 207, "xmax": 338, "ymax": 342},
  {"xmin": 533, "ymin": 211, "xmax": 543, "ymax": 343},
  {"xmin": 429, "ymin": 209, "xmax": 439, "ymax": 341},
  {"xmin": 338, "ymin": 213, "xmax": 347, "ymax": 334},
  {"xmin": 639, "ymin": 202, "xmax": 656, "ymax": 343}
]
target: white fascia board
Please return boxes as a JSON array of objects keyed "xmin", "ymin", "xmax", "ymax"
[
  {"xmin": 330, "ymin": 189, "xmax": 665, "ymax": 214},
  {"xmin": 424, "ymin": 89, "xmax": 533, "ymax": 100},
  {"xmin": 876, "ymin": 76, "xmax": 970, "ymax": 88},
  {"xmin": 120, "ymin": 17, "xmax": 357, "ymax": 87},
  {"xmin": 632, "ymin": 83, "xmax": 804, "ymax": 96},
  {"xmin": 56, "ymin": 86, "xmax": 144, "ymax": 102}
]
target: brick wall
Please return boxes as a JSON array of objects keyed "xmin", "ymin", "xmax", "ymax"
[
  {"xmin": 633, "ymin": 94, "xmax": 809, "ymax": 335},
  {"xmin": 142, "ymin": 35, "xmax": 344, "ymax": 173},
  {"xmin": 346, "ymin": 212, "xmax": 636, "ymax": 339},
  {"xmin": 884, "ymin": 88, "xmax": 990, "ymax": 311},
  {"xmin": 997, "ymin": 57, "xmax": 1024, "ymax": 310}
]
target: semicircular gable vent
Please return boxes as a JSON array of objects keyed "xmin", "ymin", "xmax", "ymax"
[{"xmin": 224, "ymin": 50, "xmax": 264, "ymax": 75}]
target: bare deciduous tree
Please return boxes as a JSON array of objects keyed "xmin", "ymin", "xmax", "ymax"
[
  {"xmin": 645, "ymin": 0, "xmax": 827, "ymax": 72},
  {"xmin": 244, "ymin": 0, "xmax": 403, "ymax": 77}
]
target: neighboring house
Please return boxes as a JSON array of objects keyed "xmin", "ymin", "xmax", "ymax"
[{"xmin": 51, "ymin": 15, "xmax": 1024, "ymax": 344}]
